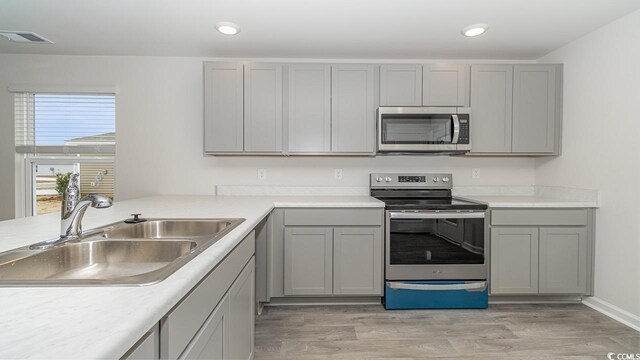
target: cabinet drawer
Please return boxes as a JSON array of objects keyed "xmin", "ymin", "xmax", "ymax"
[
  {"xmin": 163, "ymin": 231, "xmax": 255, "ymax": 360},
  {"xmin": 491, "ymin": 209, "xmax": 588, "ymax": 226},
  {"xmin": 284, "ymin": 208, "xmax": 382, "ymax": 226}
]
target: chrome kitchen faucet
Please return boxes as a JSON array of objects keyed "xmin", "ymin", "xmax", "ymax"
[{"xmin": 30, "ymin": 173, "xmax": 112, "ymax": 250}]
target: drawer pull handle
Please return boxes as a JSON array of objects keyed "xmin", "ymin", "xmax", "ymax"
[{"xmin": 386, "ymin": 281, "xmax": 486, "ymax": 291}]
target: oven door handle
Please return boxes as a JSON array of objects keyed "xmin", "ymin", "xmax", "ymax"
[
  {"xmin": 388, "ymin": 211, "xmax": 485, "ymax": 219},
  {"xmin": 386, "ymin": 281, "xmax": 487, "ymax": 291},
  {"xmin": 451, "ymin": 114, "xmax": 460, "ymax": 144}
]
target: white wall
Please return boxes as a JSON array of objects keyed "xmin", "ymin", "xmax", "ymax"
[
  {"xmin": 0, "ymin": 54, "xmax": 536, "ymax": 221},
  {"xmin": 537, "ymin": 9, "xmax": 640, "ymax": 317}
]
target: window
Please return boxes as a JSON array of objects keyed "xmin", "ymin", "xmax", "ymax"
[{"xmin": 14, "ymin": 93, "xmax": 116, "ymax": 216}]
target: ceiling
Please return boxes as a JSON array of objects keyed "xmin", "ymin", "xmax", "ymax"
[{"xmin": 1, "ymin": 0, "xmax": 639, "ymax": 59}]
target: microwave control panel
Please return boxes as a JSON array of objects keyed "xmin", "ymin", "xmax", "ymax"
[{"xmin": 457, "ymin": 115, "xmax": 470, "ymax": 144}]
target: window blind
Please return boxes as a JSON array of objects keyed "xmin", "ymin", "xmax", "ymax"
[{"xmin": 15, "ymin": 93, "xmax": 116, "ymax": 154}]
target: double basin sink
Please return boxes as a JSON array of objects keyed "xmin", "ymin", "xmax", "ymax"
[{"xmin": 0, "ymin": 218, "xmax": 244, "ymax": 286}]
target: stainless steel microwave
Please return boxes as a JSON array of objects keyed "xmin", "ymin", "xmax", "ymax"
[{"xmin": 377, "ymin": 107, "xmax": 471, "ymax": 153}]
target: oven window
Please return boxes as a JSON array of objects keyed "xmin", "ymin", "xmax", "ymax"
[
  {"xmin": 389, "ymin": 217, "xmax": 484, "ymax": 265},
  {"xmin": 381, "ymin": 115, "xmax": 453, "ymax": 144}
]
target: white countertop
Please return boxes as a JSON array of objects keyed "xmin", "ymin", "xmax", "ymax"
[
  {"xmin": 0, "ymin": 195, "xmax": 383, "ymax": 360},
  {"xmin": 458, "ymin": 195, "xmax": 599, "ymax": 208}
]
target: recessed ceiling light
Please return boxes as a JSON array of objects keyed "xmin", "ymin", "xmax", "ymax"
[
  {"xmin": 215, "ymin": 22, "xmax": 240, "ymax": 36},
  {"xmin": 462, "ymin": 24, "xmax": 488, "ymax": 37}
]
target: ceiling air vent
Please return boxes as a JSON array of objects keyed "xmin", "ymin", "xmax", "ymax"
[{"xmin": 0, "ymin": 31, "xmax": 53, "ymax": 44}]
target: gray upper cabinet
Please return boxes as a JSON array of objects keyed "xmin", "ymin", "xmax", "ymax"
[
  {"xmin": 333, "ymin": 227, "xmax": 382, "ymax": 295},
  {"xmin": 379, "ymin": 64, "xmax": 422, "ymax": 106},
  {"xmin": 284, "ymin": 227, "xmax": 333, "ymax": 295},
  {"xmin": 490, "ymin": 227, "xmax": 539, "ymax": 294},
  {"xmin": 470, "ymin": 65, "xmax": 514, "ymax": 153},
  {"xmin": 204, "ymin": 62, "xmax": 244, "ymax": 153},
  {"xmin": 331, "ymin": 64, "xmax": 376, "ymax": 153},
  {"xmin": 539, "ymin": 227, "xmax": 588, "ymax": 294},
  {"xmin": 470, "ymin": 64, "xmax": 562, "ymax": 155},
  {"xmin": 243, "ymin": 63, "xmax": 283, "ymax": 152},
  {"xmin": 287, "ymin": 64, "xmax": 332, "ymax": 153},
  {"xmin": 422, "ymin": 64, "xmax": 469, "ymax": 106},
  {"xmin": 512, "ymin": 65, "xmax": 559, "ymax": 153}
]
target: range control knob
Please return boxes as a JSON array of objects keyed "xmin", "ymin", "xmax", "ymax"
[
  {"xmin": 442, "ymin": 177, "xmax": 450, "ymax": 182},
  {"xmin": 432, "ymin": 177, "xmax": 439, "ymax": 182},
  {"xmin": 385, "ymin": 177, "xmax": 392, "ymax": 183},
  {"xmin": 376, "ymin": 176, "xmax": 383, "ymax": 183}
]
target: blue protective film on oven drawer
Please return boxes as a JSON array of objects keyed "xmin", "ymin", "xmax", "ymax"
[{"xmin": 384, "ymin": 281, "xmax": 488, "ymax": 310}]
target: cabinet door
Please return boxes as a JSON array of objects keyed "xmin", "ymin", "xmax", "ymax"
[
  {"xmin": 178, "ymin": 295, "xmax": 229, "ymax": 360},
  {"xmin": 244, "ymin": 63, "xmax": 283, "ymax": 152},
  {"xmin": 379, "ymin": 65, "xmax": 422, "ymax": 106},
  {"xmin": 470, "ymin": 65, "xmax": 513, "ymax": 153},
  {"xmin": 204, "ymin": 62, "xmax": 244, "ymax": 153},
  {"xmin": 333, "ymin": 227, "xmax": 383, "ymax": 295},
  {"xmin": 331, "ymin": 64, "xmax": 375, "ymax": 153},
  {"xmin": 287, "ymin": 64, "xmax": 331, "ymax": 153},
  {"xmin": 122, "ymin": 325, "xmax": 159, "ymax": 360},
  {"xmin": 228, "ymin": 257, "xmax": 255, "ymax": 360},
  {"xmin": 512, "ymin": 65, "xmax": 558, "ymax": 153},
  {"xmin": 490, "ymin": 227, "xmax": 539, "ymax": 294},
  {"xmin": 539, "ymin": 227, "xmax": 588, "ymax": 294},
  {"xmin": 284, "ymin": 227, "xmax": 333, "ymax": 295},
  {"xmin": 423, "ymin": 64, "xmax": 469, "ymax": 106}
]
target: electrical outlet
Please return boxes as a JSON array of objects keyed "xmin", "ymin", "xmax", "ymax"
[
  {"xmin": 257, "ymin": 169, "xmax": 267, "ymax": 180},
  {"xmin": 472, "ymin": 168, "xmax": 481, "ymax": 179},
  {"xmin": 334, "ymin": 169, "xmax": 343, "ymax": 180}
]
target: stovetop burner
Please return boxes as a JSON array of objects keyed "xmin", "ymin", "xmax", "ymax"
[
  {"xmin": 369, "ymin": 173, "xmax": 487, "ymax": 211},
  {"xmin": 381, "ymin": 197, "xmax": 487, "ymax": 211}
]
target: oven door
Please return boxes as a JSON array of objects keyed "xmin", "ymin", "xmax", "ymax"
[
  {"xmin": 385, "ymin": 211, "xmax": 487, "ymax": 280},
  {"xmin": 377, "ymin": 107, "xmax": 467, "ymax": 152}
]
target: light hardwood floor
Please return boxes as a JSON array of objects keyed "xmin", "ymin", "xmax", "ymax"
[{"xmin": 255, "ymin": 303, "xmax": 640, "ymax": 359}]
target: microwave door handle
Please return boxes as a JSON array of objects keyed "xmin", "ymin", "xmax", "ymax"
[{"xmin": 452, "ymin": 114, "xmax": 460, "ymax": 144}]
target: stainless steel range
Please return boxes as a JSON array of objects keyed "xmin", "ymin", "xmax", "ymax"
[{"xmin": 370, "ymin": 173, "xmax": 489, "ymax": 309}]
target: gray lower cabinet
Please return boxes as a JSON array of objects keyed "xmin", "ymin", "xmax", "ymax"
[
  {"xmin": 422, "ymin": 64, "xmax": 469, "ymax": 106},
  {"xmin": 539, "ymin": 227, "xmax": 588, "ymax": 294},
  {"xmin": 122, "ymin": 325, "xmax": 160, "ymax": 360},
  {"xmin": 243, "ymin": 63, "xmax": 283, "ymax": 152},
  {"xmin": 287, "ymin": 64, "xmax": 332, "ymax": 153},
  {"xmin": 512, "ymin": 65, "xmax": 560, "ymax": 153},
  {"xmin": 284, "ymin": 227, "xmax": 333, "ymax": 295},
  {"xmin": 333, "ymin": 227, "xmax": 382, "ymax": 295},
  {"xmin": 490, "ymin": 227, "xmax": 539, "ymax": 294},
  {"xmin": 228, "ymin": 258, "xmax": 255, "ymax": 360},
  {"xmin": 490, "ymin": 208, "xmax": 594, "ymax": 296},
  {"xmin": 470, "ymin": 65, "xmax": 514, "ymax": 153},
  {"xmin": 204, "ymin": 62, "xmax": 244, "ymax": 153},
  {"xmin": 144, "ymin": 231, "xmax": 255, "ymax": 360},
  {"xmin": 178, "ymin": 295, "xmax": 229, "ymax": 360},
  {"xmin": 331, "ymin": 64, "xmax": 376, "ymax": 153},
  {"xmin": 282, "ymin": 224, "xmax": 383, "ymax": 296},
  {"xmin": 379, "ymin": 64, "xmax": 422, "ymax": 106}
]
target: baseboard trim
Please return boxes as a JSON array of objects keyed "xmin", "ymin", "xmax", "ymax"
[
  {"xmin": 265, "ymin": 296, "xmax": 382, "ymax": 306},
  {"xmin": 582, "ymin": 296, "xmax": 640, "ymax": 332},
  {"xmin": 489, "ymin": 295, "xmax": 583, "ymax": 303}
]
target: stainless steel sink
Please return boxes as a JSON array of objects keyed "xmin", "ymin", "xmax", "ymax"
[
  {"xmin": 103, "ymin": 219, "xmax": 235, "ymax": 239},
  {"xmin": 0, "ymin": 218, "xmax": 245, "ymax": 286}
]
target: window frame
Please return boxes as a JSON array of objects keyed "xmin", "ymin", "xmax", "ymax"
[
  {"xmin": 12, "ymin": 90, "xmax": 117, "ymax": 218},
  {"xmin": 18, "ymin": 155, "xmax": 115, "ymax": 217}
]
